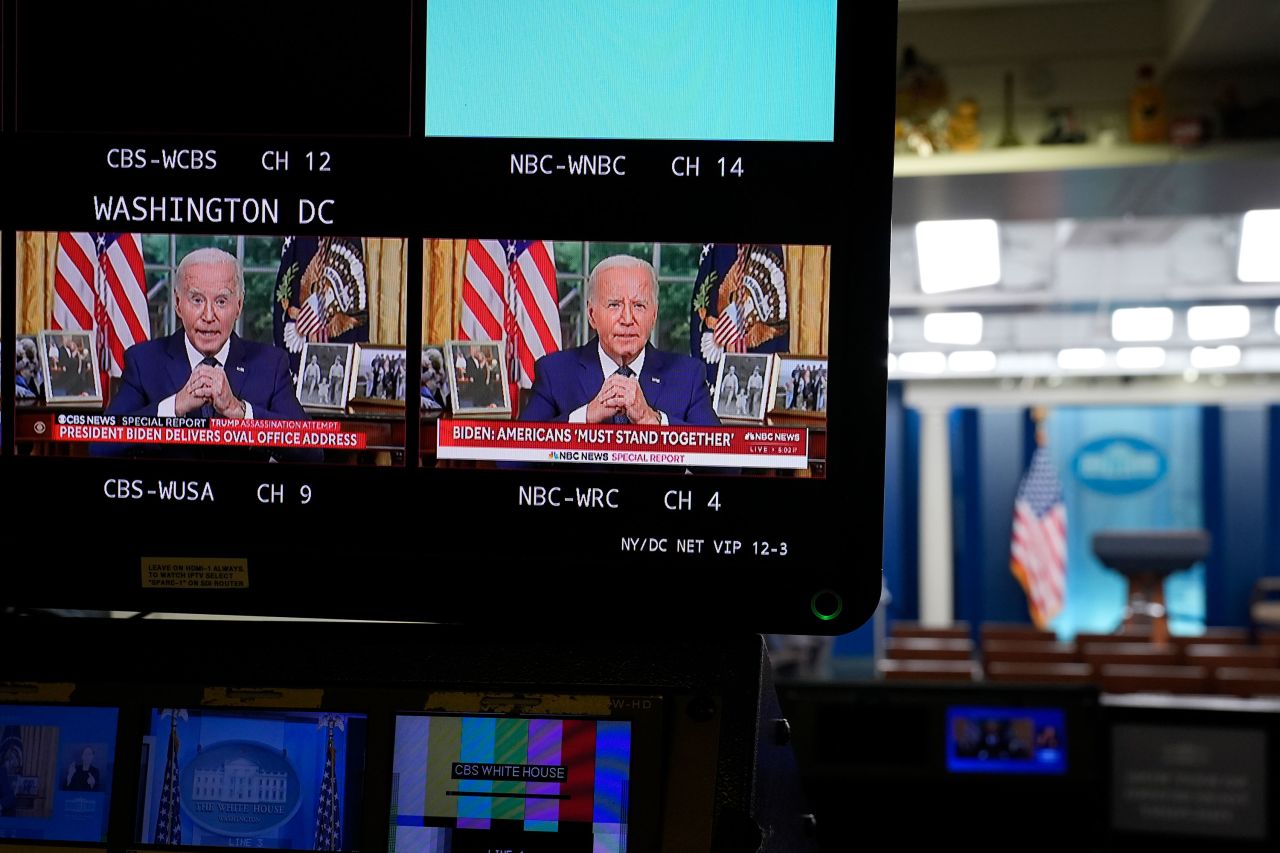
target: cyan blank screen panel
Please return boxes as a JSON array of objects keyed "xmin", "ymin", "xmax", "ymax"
[{"xmin": 425, "ymin": 0, "xmax": 838, "ymax": 141}]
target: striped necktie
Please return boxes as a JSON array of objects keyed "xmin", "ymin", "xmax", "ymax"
[
  {"xmin": 612, "ymin": 364, "xmax": 633, "ymax": 424},
  {"xmin": 199, "ymin": 356, "xmax": 218, "ymax": 419}
]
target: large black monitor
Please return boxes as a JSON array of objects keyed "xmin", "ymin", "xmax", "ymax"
[{"xmin": 2, "ymin": 0, "xmax": 895, "ymax": 633}]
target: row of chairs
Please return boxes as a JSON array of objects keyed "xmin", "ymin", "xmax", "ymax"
[
  {"xmin": 879, "ymin": 658, "xmax": 1280, "ymax": 695},
  {"xmin": 892, "ymin": 620, "xmax": 1277, "ymax": 646},
  {"xmin": 878, "ymin": 621, "xmax": 1280, "ymax": 695}
]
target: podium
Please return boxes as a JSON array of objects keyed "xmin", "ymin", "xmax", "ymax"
[{"xmin": 1092, "ymin": 530, "xmax": 1210, "ymax": 645}]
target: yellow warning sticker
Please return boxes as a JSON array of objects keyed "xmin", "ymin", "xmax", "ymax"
[
  {"xmin": 0, "ymin": 682, "xmax": 76, "ymax": 701},
  {"xmin": 202, "ymin": 687, "xmax": 324, "ymax": 708},
  {"xmin": 141, "ymin": 557, "xmax": 249, "ymax": 589}
]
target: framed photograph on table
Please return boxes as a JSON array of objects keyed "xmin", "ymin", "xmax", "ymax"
[
  {"xmin": 770, "ymin": 354, "xmax": 828, "ymax": 418},
  {"xmin": 421, "ymin": 344, "xmax": 451, "ymax": 412},
  {"xmin": 296, "ymin": 341, "xmax": 356, "ymax": 410},
  {"xmin": 446, "ymin": 340, "xmax": 511, "ymax": 416},
  {"xmin": 38, "ymin": 330, "xmax": 102, "ymax": 404},
  {"xmin": 713, "ymin": 352, "xmax": 772, "ymax": 421},
  {"xmin": 352, "ymin": 344, "xmax": 408, "ymax": 406},
  {"xmin": 15, "ymin": 335, "xmax": 44, "ymax": 400}
]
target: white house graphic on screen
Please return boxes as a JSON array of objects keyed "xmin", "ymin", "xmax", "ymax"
[{"xmin": 192, "ymin": 757, "xmax": 288, "ymax": 803}]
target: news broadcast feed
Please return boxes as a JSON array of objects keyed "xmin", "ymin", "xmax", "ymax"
[
  {"xmin": 0, "ymin": 705, "xmax": 119, "ymax": 844},
  {"xmin": 14, "ymin": 233, "xmax": 408, "ymax": 465},
  {"xmin": 3, "ymin": 0, "xmax": 893, "ymax": 634},
  {"xmin": 424, "ymin": 240, "xmax": 829, "ymax": 477},
  {"xmin": 136, "ymin": 708, "xmax": 367, "ymax": 850},
  {"xmin": 946, "ymin": 707, "xmax": 1067, "ymax": 776},
  {"xmin": 392, "ymin": 714, "xmax": 631, "ymax": 853}
]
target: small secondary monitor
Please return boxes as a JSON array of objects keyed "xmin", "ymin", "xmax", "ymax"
[
  {"xmin": 391, "ymin": 713, "xmax": 631, "ymax": 853},
  {"xmin": 135, "ymin": 707, "xmax": 368, "ymax": 850},
  {"xmin": 945, "ymin": 705, "xmax": 1067, "ymax": 776},
  {"xmin": 0, "ymin": 704, "xmax": 119, "ymax": 844}
]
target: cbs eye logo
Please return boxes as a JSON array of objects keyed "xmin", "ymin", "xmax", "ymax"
[{"xmin": 57, "ymin": 414, "xmax": 67, "ymax": 424}]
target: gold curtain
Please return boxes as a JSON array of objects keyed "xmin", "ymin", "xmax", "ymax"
[
  {"xmin": 16, "ymin": 231, "xmax": 58, "ymax": 334},
  {"xmin": 784, "ymin": 243, "xmax": 831, "ymax": 356},
  {"xmin": 19, "ymin": 724, "xmax": 59, "ymax": 818},
  {"xmin": 364, "ymin": 237, "xmax": 408, "ymax": 345},
  {"xmin": 422, "ymin": 238, "xmax": 467, "ymax": 345}
]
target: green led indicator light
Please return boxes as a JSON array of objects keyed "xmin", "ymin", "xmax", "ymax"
[{"xmin": 810, "ymin": 590, "xmax": 843, "ymax": 621}]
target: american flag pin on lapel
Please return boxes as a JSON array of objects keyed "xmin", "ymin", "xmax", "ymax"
[
  {"xmin": 650, "ymin": 376, "xmax": 661, "ymax": 383},
  {"xmin": 235, "ymin": 366, "xmax": 245, "ymax": 373}
]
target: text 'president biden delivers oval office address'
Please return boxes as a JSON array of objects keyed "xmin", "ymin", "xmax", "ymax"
[{"xmin": 519, "ymin": 255, "xmax": 720, "ymax": 427}]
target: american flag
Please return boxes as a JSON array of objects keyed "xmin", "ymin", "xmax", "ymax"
[
  {"xmin": 1011, "ymin": 446, "xmax": 1068, "ymax": 629},
  {"xmin": 460, "ymin": 240, "xmax": 561, "ymax": 395},
  {"xmin": 314, "ymin": 714, "xmax": 344, "ymax": 851},
  {"xmin": 295, "ymin": 291, "xmax": 328, "ymax": 341},
  {"xmin": 52, "ymin": 232, "xmax": 150, "ymax": 379},
  {"xmin": 713, "ymin": 300, "xmax": 747, "ymax": 351},
  {"xmin": 153, "ymin": 709, "xmax": 186, "ymax": 845}
]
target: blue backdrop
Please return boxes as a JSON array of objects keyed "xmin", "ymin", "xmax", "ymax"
[
  {"xmin": 1044, "ymin": 407, "xmax": 1205, "ymax": 637},
  {"xmin": 836, "ymin": 397, "xmax": 1279, "ymax": 662}
]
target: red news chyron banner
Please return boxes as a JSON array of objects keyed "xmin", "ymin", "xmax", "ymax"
[
  {"xmin": 48, "ymin": 414, "xmax": 367, "ymax": 449},
  {"xmin": 437, "ymin": 419, "xmax": 808, "ymax": 469}
]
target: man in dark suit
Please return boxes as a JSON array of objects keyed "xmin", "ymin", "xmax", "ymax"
[
  {"xmin": 460, "ymin": 345, "xmax": 493, "ymax": 409},
  {"xmin": 94, "ymin": 247, "xmax": 319, "ymax": 461},
  {"xmin": 521, "ymin": 255, "xmax": 718, "ymax": 426}
]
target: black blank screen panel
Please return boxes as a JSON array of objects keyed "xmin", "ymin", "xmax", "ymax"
[{"xmin": 14, "ymin": 1, "xmax": 412, "ymax": 135}]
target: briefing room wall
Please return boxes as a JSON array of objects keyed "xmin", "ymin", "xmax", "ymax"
[
  {"xmin": 953, "ymin": 406, "xmax": 1034, "ymax": 628},
  {"xmin": 869, "ymin": 400, "xmax": 1030, "ymax": 634},
  {"xmin": 1048, "ymin": 405, "xmax": 1206, "ymax": 637},
  {"xmin": 1202, "ymin": 405, "xmax": 1272, "ymax": 628},
  {"xmin": 832, "ymin": 381, "xmax": 909, "ymax": 659},
  {"xmin": 753, "ymin": 396, "xmax": 1268, "ymax": 663},
  {"xmin": 878, "ymin": 385, "xmax": 921, "ymax": 628},
  {"xmin": 867, "ymin": 398, "xmax": 1280, "ymax": 648}
]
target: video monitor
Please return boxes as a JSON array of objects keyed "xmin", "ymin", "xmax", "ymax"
[
  {"xmin": 945, "ymin": 706, "xmax": 1067, "ymax": 776},
  {"xmin": 424, "ymin": 0, "xmax": 837, "ymax": 141},
  {"xmin": 391, "ymin": 713, "xmax": 631, "ymax": 853},
  {"xmin": 425, "ymin": 239, "xmax": 826, "ymax": 476},
  {"xmin": 13, "ymin": 232, "xmax": 408, "ymax": 465},
  {"xmin": 3, "ymin": 2, "xmax": 894, "ymax": 634},
  {"xmin": 0, "ymin": 704, "xmax": 119, "ymax": 844},
  {"xmin": 135, "ymin": 708, "xmax": 368, "ymax": 850}
]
